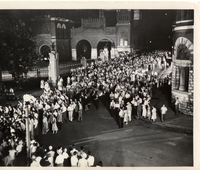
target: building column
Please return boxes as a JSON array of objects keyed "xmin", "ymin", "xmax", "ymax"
[
  {"xmin": 111, "ymin": 47, "xmax": 115, "ymax": 59},
  {"xmin": 71, "ymin": 49, "xmax": 77, "ymax": 61},
  {"xmin": 48, "ymin": 51, "xmax": 59, "ymax": 86},
  {"xmin": 179, "ymin": 67, "xmax": 186, "ymax": 91},
  {"xmin": 91, "ymin": 48, "xmax": 97, "ymax": 59}
]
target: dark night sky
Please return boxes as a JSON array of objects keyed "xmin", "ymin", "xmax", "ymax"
[{"xmin": 0, "ymin": 9, "xmax": 176, "ymax": 51}]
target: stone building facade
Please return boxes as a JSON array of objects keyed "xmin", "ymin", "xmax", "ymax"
[
  {"xmin": 71, "ymin": 10, "xmax": 132, "ymax": 61},
  {"xmin": 171, "ymin": 10, "xmax": 194, "ymax": 116},
  {"xmin": 31, "ymin": 16, "xmax": 71, "ymax": 62}
]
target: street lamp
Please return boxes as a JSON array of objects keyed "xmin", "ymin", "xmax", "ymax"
[{"xmin": 23, "ymin": 94, "xmax": 31, "ymax": 166}]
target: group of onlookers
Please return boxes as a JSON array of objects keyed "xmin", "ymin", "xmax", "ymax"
[
  {"xmin": 29, "ymin": 140, "xmax": 100, "ymax": 167},
  {"xmin": 0, "ymin": 50, "xmax": 172, "ymax": 166}
]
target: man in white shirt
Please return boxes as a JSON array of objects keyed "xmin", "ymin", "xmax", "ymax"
[
  {"xmin": 87, "ymin": 151, "xmax": 95, "ymax": 167},
  {"xmin": 46, "ymin": 146, "xmax": 55, "ymax": 166},
  {"xmin": 119, "ymin": 107, "xmax": 124, "ymax": 128},
  {"xmin": 55, "ymin": 152, "xmax": 64, "ymax": 167},
  {"xmin": 77, "ymin": 153, "xmax": 88, "ymax": 167},
  {"xmin": 70, "ymin": 144, "xmax": 78, "ymax": 156},
  {"xmin": 126, "ymin": 102, "xmax": 132, "ymax": 121},
  {"xmin": 71, "ymin": 151, "xmax": 78, "ymax": 167},
  {"xmin": 160, "ymin": 104, "xmax": 168, "ymax": 121},
  {"xmin": 68, "ymin": 103, "xmax": 74, "ymax": 122},
  {"xmin": 110, "ymin": 100, "xmax": 115, "ymax": 117}
]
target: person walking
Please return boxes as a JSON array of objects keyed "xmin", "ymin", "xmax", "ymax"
[
  {"xmin": 175, "ymin": 97, "xmax": 180, "ymax": 116},
  {"xmin": 93, "ymin": 92, "xmax": 99, "ymax": 110},
  {"xmin": 52, "ymin": 115, "xmax": 58, "ymax": 134},
  {"xmin": 68, "ymin": 103, "xmax": 74, "ymax": 122},
  {"xmin": 151, "ymin": 106, "xmax": 157, "ymax": 123},
  {"xmin": 77, "ymin": 101, "xmax": 83, "ymax": 122},
  {"xmin": 126, "ymin": 102, "xmax": 132, "ymax": 121},
  {"xmin": 42, "ymin": 114, "xmax": 48, "ymax": 135},
  {"xmin": 147, "ymin": 104, "xmax": 151, "ymax": 120},
  {"xmin": 160, "ymin": 104, "xmax": 168, "ymax": 121},
  {"xmin": 61, "ymin": 103, "xmax": 68, "ymax": 123},
  {"xmin": 57, "ymin": 109, "xmax": 62, "ymax": 130},
  {"xmin": 119, "ymin": 107, "xmax": 125, "ymax": 128},
  {"xmin": 110, "ymin": 99, "xmax": 115, "ymax": 117},
  {"xmin": 137, "ymin": 97, "xmax": 142, "ymax": 119},
  {"xmin": 123, "ymin": 106, "xmax": 129, "ymax": 125}
]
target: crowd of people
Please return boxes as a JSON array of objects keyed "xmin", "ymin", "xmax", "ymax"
[
  {"xmin": 0, "ymin": 50, "xmax": 171, "ymax": 166},
  {"xmin": 28, "ymin": 141, "xmax": 100, "ymax": 167}
]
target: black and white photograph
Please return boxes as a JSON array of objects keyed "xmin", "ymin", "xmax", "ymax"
[{"xmin": 0, "ymin": 0, "xmax": 199, "ymax": 168}]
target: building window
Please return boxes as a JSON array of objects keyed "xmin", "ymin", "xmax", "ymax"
[
  {"xmin": 177, "ymin": 44, "xmax": 190, "ymax": 60},
  {"xmin": 120, "ymin": 31, "xmax": 128, "ymax": 47},
  {"xmin": 56, "ymin": 23, "xmax": 62, "ymax": 38},
  {"xmin": 175, "ymin": 66, "xmax": 189, "ymax": 92},
  {"xmin": 134, "ymin": 10, "xmax": 140, "ymax": 20},
  {"xmin": 57, "ymin": 23, "xmax": 61, "ymax": 28},
  {"xmin": 62, "ymin": 24, "xmax": 66, "ymax": 29},
  {"xmin": 124, "ymin": 39, "xmax": 128, "ymax": 46},
  {"xmin": 120, "ymin": 39, "xmax": 124, "ymax": 46}
]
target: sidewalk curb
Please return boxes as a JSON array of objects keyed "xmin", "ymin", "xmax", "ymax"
[
  {"xmin": 155, "ymin": 123, "xmax": 193, "ymax": 134},
  {"xmin": 139, "ymin": 118, "xmax": 193, "ymax": 134}
]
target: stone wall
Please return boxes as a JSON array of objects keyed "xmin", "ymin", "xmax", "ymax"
[{"xmin": 56, "ymin": 39, "xmax": 71, "ymax": 62}]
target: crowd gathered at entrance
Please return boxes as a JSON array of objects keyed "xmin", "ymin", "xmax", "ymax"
[{"xmin": 0, "ymin": 50, "xmax": 171, "ymax": 166}]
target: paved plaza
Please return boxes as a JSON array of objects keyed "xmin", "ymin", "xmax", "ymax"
[{"xmin": 2, "ymin": 80, "xmax": 193, "ymax": 167}]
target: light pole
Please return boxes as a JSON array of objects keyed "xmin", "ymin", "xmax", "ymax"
[{"xmin": 23, "ymin": 94, "xmax": 31, "ymax": 166}]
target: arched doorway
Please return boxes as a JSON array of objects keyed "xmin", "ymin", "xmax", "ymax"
[
  {"xmin": 97, "ymin": 39, "xmax": 112, "ymax": 60},
  {"xmin": 174, "ymin": 37, "xmax": 193, "ymax": 92},
  {"xmin": 76, "ymin": 40, "xmax": 91, "ymax": 60},
  {"xmin": 40, "ymin": 45, "xmax": 51, "ymax": 61}
]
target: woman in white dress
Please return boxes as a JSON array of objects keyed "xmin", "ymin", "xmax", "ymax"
[
  {"xmin": 123, "ymin": 106, "xmax": 129, "ymax": 125},
  {"xmin": 147, "ymin": 104, "xmax": 151, "ymax": 120},
  {"xmin": 42, "ymin": 115, "xmax": 48, "ymax": 135},
  {"xmin": 151, "ymin": 106, "xmax": 157, "ymax": 123},
  {"xmin": 142, "ymin": 103, "xmax": 147, "ymax": 118},
  {"xmin": 68, "ymin": 102, "xmax": 74, "ymax": 122},
  {"xmin": 52, "ymin": 115, "xmax": 58, "ymax": 134}
]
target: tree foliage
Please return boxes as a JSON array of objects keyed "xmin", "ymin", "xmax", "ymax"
[{"xmin": 0, "ymin": 15, "xmax": 38, "ymax": 82}]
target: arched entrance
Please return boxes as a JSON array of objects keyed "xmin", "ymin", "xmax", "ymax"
[
  {"xmin": 174, "ymin": 37, "xmax": 193, "ymax": 92},
  {"xmin": 76, "ymin": 40, "xmax": 91, "ymax": 60},
  {"xmin": 97, "ymin": 39, "xmax": 112, "ymax": 60},
  {"xmin": 40, "ymin": 45, "xmax": 51, "ymax": 61}
]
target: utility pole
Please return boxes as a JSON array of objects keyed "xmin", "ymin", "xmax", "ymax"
[{"xmin": 25, "ymin": 103, "xmax": 30, "ymax": 166}]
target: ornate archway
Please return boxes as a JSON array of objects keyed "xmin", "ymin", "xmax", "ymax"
[
  {"xmin": 97, "ymin": 39, "xmax": 112, "ymax": 60},
  {"xmin": 40, "ymin": 45, "xmax": 51, "ymax": 61},
  {"xmin": 173, "ymin": 37, "xmax": 193, "ymax": 92},
  {"xmin": 76, "ymin": 40, "xmax": 91, "ymax": 60}
]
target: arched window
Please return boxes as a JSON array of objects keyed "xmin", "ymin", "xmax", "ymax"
[
  {"xmin": 177, "ymin": 44, "xmax": 190, "ymax": 60},
  {"xmin": 57, "ymin": 23, "xmax": 61, "ymax": 28},
  {"xmin": 62, "ymin": 24, "xmax": 66, "ymax": 29},
  {"xmin": 57, "ymin": 23, "xmax": 62, "ymax": 38},
  {"xmin": 61, "ymin": 24, "xmax": 66, "ymax": 38}
]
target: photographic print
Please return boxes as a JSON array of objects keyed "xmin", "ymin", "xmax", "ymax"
[{"xmin": 0, "ymin": 0, "xmax": 198, "ymax": 168}]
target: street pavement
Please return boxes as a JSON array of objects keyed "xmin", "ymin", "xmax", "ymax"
[
  {"xmin": 4, "ymin": 85, "xmax": 193, "ymax": 167},
  {"xmin": 2, "ymin": 64, "xmax": 194, "ymax": 167}
]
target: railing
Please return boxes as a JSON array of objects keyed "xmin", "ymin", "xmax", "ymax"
[{"xmin": 2, "ymin": 63, "xmax": 83, "ymax": 81}]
